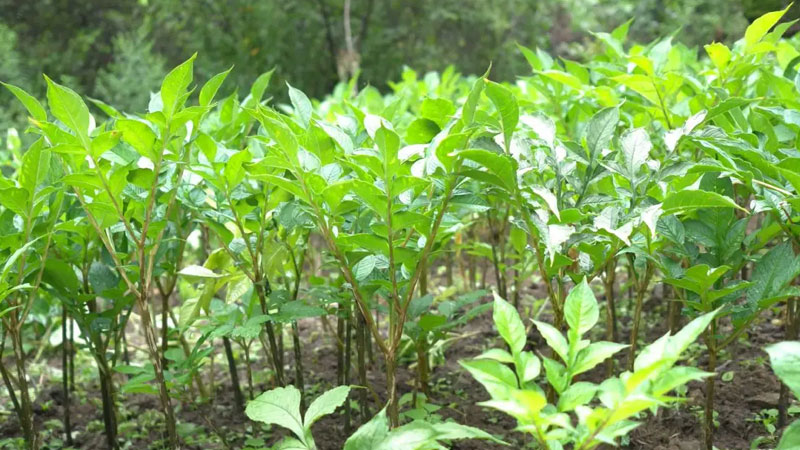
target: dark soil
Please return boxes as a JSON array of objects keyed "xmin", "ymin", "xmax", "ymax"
[{"xmin": 0, "ymin": 285, "xmax": 791, "ymax": 450}]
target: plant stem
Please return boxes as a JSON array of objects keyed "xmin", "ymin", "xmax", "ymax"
[
  {"xmin": 139, "ymin": 299, "xmax": 179, "ymax": 449},
  {"xmin": 703, "ymin": 320, "xmax": 718, "ymax": 450},
  {"xmin": 778, "ymin": 297, "xmax": 798, "ymax": 428},
  {"xmin": 11, "ymin": 324, "xmax": 36, "ymax": 449},
  {"xmin": 356, "ymin": 314, "xmax": 369, "ymax": 421},
  {"xmin": 628, "ymin": 262, "xmax": 653, "ymax": 371},
  {"xmin": 222, "ymin": 337, "xmax": 244, "ymax": 413},
  {"xmin": 603, "ymin": 260, "xmax": 617, "ymax": 377},
  {"xmin": 344, "ymin": 302, "xmax": 353, "ymax": 433},
  {"xmin": 291, "ymin": 322, "xmax": 306, "ymax": 412},
  {"xmin": 61, "ymin": 307, "xmax": 72, "ymax": 446}
]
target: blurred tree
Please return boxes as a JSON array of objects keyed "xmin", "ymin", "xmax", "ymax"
[
  {"xmin": 0, "ymin": 0, "xmax": 797, "ymax": 136},
  {"xmin": 94, "ymin": 25, "xmax": 166, "ymax": 112},
  {"xmin": 0, "ymin": 23, "xmax": 26, "ymax": 131}
]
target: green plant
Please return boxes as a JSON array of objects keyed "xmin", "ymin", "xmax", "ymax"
[
  {"xmin": 462, "ymin": 279, "xmax": 718, "ymax": 449},
  {"xmin": 766, "ymin": 341, "xmax": 800, "ymax": 449},
  {"xmin": 245, "ymin": 384, "xmax": 350, "ymax": 450}
]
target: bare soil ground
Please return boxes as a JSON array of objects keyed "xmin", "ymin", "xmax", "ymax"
[{"xmin": 0, "ymin": 286, "xmax": 790, "ymax": 449}]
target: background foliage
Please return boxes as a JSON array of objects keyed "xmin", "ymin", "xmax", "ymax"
[{"xmin": 0, "ymin": 0, "xmax": 796, "ymax": 134}]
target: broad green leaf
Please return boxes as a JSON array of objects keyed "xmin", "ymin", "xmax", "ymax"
[
  {"xmin": 766, "ymin": 341, "xmax": 800, "ymax": 399},
  {"xmin": 353, "ymin": 255, "xmax": 377, "ymax": 281},
  {"xmin": 117, "ymin": 119, "xmax": 157, "ymax": 161},
  {"xmin": 460, "ymin": 359, "xmax": 518, "ymax": 397},
  {"xmin": 20, "ymin": 145, "xmax": 51, "ymax": 192},
  {"xmin": 746, "ymin": 243, "xmax": 800, "ymax": 308},
  {"xmin": 660, "ymin": 309, "xmax": 720, "ymax": 363},
  {"xmin": 778, "ymin": 420, "xmax": 800, "ymax": 449},
  {"xmin": 539, "ymin": 70, "xmax": 583, "ymax": 91},
  {"xmin": 533, "ymin": 320, "xmax": 569, "ymax": 362},
  {"xmin": 246, "ymin": 386, "xmax": 306, "ymax": 444},
  {"xmin": 160, "ymin": 53, "xmax": 196, "ymax": 118},
  {"xmin": 2, "ymin": 82, "xmax": 47, "ymax": 122},
  {"xmin": 44, "ymin": 75, "xmax": 91, "ymax": 146},
  {"xmin": 745, "ymin": 6, "xmax": 790, "ymax": 51},
  {"xmin": 178, "ymin": 265, "xmax": 223, "ymax": 279},
  {"xmin": 662, "ymin": 189, "xmax": 743, "ymax": 214},
  {"xmin": 199, "ymin": 66, "xmax": 232, "ymax": 106},
  {"xmin": 564, "ymin": 279, "xmax": 599, "ymax": 337},
  {"xmin": 249, "ymin": 69, "xmax": 275, "ymax": 106},
  {"xmin": 585, "ymin": 106, "xmax": 619, "ymax": 160},
  {"xmin": 619, "ymin": 128, "xmax": 651, "ymax": 178},
  {"xmin": 431, "ymin": 421, "xmax": 506, "ymax": 444},
  {"xmin": 1, "ymin": 237, "xmax": 43, "ymax": 284},
  {"xmin": 484, "ymin": 80, "xmax": 518, "ymax": 153},
  {"xmin": 461, "ymin": 71, "xmax": 486, "ymax": 125},
  {"xmin": 304, "ymin": 385, "xmax": 350, "ymax": 427},
  {"xmin": 0, "ymin": 187, "xmax": 29, "ymax": 217},
  {"xmin": 287, "ymin": 83, "xmax": 313, "ymax": 129},
  {"xmin": 344, "ymin": 408, "xmax": 390, "ymax": 450},
  {"xmin": 572, "ymin": 341, "xmax": 627, "ymax": 376},
  {"xmin": 492, "ymin": 291, "xmax": 526, "ymax": 354},
  {"xmin": 88, "ymin": 261, "xmax": 119, "ymax": 295},
  {"xmin": 705, "ymin": 42, "xmax": 731, "ymax": 71},
  {"xmin": 375, "ymin": 422, "xmax": 437, "ymax": 450},
  {"xmin": 515, "ymin": 351, "xmax": 541, "ymax": 383},
  {"xmin": 557, "ymin": 382, "xmax": 597, "ymax": 412}
]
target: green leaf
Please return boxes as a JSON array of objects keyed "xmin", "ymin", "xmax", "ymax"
[
  {"xmin": 178, "ymin": 265, "xmax": 223, "ymax": 279},
  {"xmin": 248, "ymin": 69, "xmax": 275, "ymax": 106},
  {"xmin": 88, "ymin": 261, "xmax": 119, "ymax": 295},
  {"xmin": 564, "ymin": 279, "xmax": 599, "ymax": 337},
  {"xmin": 662, "ymin": 189, "xmax": 743, "ymax": 214},
  {"xmin": 199, "ymin": 66, "xmax": 232, "ymax": 107},
  {"xmin": 461, "ymin": 71, "xmax": 486, "ymax": 125},
  {"xmin": 2, "ymin": 82, "xmax": 47, "ymax": 122},
  {"xmin": 246, "ymin": 386, "xmax": 306, "ymax": 444},
  {"xmin": 160, "ymin": 53, "xmax": 196, "ymax": 118},
  {"xmin": 661, "ymin": 309, "xmax": 720, "ymax": 363},
  {"xmin": 514, "ymin": 351, "xmax": 541, "ymax": 383},
  {"xmin": 766, "ymin": 341, "xmax": 800, "ymax": 399},
  {"xmin": 459, "ymin": 359, "xmax": 518, "ymax": 397},
  {"xmin": 572, "ymin": 341, "xmax": 627, "ymax": 376},
  {"xmin": 492, "ymin": 291, "xmax": 526, "ymax": 354},
  {"xmin": 117, "ymin": 119, "xmax": 157, "ymax": 161},
  {"xmin": 0, "ymin": 187, "xmax": 29, "ymax": 218},
  {"xmin": 287, "ymin": 83, "xmax": 313, "ymax": 129},
  {"xmin": 778, "ymin": 420, "xmax": 800, "ymax": 449},
  {"xmin": 557, "ymin": 381, "xmax": 597, "ymax": 412},
  {"xmin": 44, "ymin": 75, "xmax": 91, "ymax": 147},
  {"xmin": 304, "ymin": 385, "xmax": 350, "ymax": 427},
  {"xmin": 420, "ymin": 97, "xmax": 456, "ymax": 125},
  {"xmin": 353, "ymin": 255, "xmax": 377, "ymax": 281},
  {"xmin": 533, "ymin": 320, "xmax": 569, "ymax": 362},
  {"xmin": 619, "ymin": 128, "xmax": 651, "ymax": 178},
  {"xmin": 705, "ymin": 42, "xmax": 732, "ymax": 71},
  {"xmin": 476, "ymin": 348, "xmax": 514, "ymax": 363},
  {"xmin": 484, "ymin": 80, "xmax": 518, "ymax": 153},
  {"xmin": 431, "ymin": 421, "xmax": 506, "ymax": 445},
  {"xmin": 405, "ymin": 118, "xmax": 440, "ymax": 144},
  {"xmin": 746, "ymin": 243, "xmax": 800, "ymax": 311},
  {"xmin": 745, "ymin": 6, "xmax": 790, "ymax": 51},
  {"xmin": 344, "ymin": 408, "xmax": 390, "ymax": 450},
  {"xmin": 585, "ymin": 106, "xmax": 619, "ymax": 160}
]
